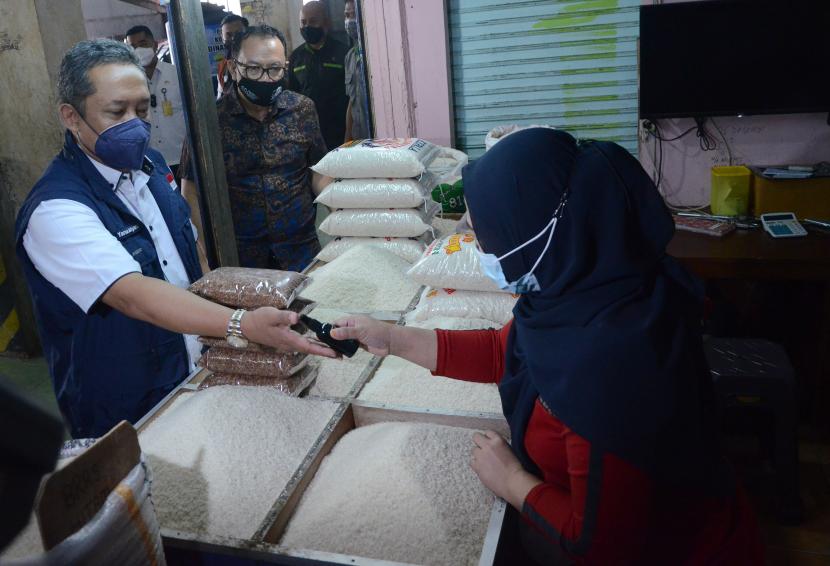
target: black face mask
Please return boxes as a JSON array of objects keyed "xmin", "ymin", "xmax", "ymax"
[
  {"xmin": 237, "ymin": 77, "xmax": 282, "ymax": 107},
  {"xmin": 301, "ymin": 25, "xmax": 325, "ymax": 45}
]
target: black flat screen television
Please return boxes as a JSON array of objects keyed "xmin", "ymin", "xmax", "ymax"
[{"xmin": 639, "ymin": 0, "xmax": 830, "ymax": 119}]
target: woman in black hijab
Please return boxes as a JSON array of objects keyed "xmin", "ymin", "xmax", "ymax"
[{"xmin": 333, "ymin": 129, "xmax": 763, "ymax": 564}]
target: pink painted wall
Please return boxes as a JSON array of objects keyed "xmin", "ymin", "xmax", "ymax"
[
  {"xmin": 361, "ymin": 0, "xmax": 453, "ymax": 146},
  {"xmin": 638, "ymin": 0, "xmax": 830, "ymax": 206},
  {"xmin": 362, "ymin": 0, "xmax": 414, "ymax": 139},
  {"xmin": 403, "ymin": 0, "xmax": 453, "ymax": 147}
]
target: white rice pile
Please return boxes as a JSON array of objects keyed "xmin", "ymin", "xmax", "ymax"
[
  {"xmin": 138, "ymin": 387, "xmax": 339, "ymax": 540},
  {"xmin": 358, "ymin": 317, "xmax": 503, "ymax": 413},
  {"xmin": 359, "ymin": 356, "xmax": 502, "ymax": 414},
  {"xmin": 306, "ymin": 306, "xmax": 349, "ymax": 325},
  {"xmin": 412, "ymin": 316, "xmax": 501, "ymax": 331},
  {"xmin": 281, "ymin": 422, "xmax": 494, "ymax": 565},
  {"xmin": 300, "ymin": 245, "xmax": 422, "ymax": 311},
  {"xmin": 308, "ymin": 349, "xmax": 374, "ymax": 398}
]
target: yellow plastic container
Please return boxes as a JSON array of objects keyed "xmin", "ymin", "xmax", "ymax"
[
  {"xmin": 711, "ymin": 166, "xmax": 751, "ymax": 216},
  {"xmin": 751, "ymin": 172, "xmax": 830, "ymax": 219}
]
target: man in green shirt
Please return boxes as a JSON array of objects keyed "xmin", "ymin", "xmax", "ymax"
[{"xmin": 287, "ymin": 0, "xmax": 349, "ymax": 151}]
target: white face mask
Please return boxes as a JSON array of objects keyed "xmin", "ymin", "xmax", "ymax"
[
  {"xmin": 475, "ymin": 191, "xmax": 568, "ymax": 294},
  {"xmin": 133, "ymin": 47, "xmax": 155, "ymax": 67}
]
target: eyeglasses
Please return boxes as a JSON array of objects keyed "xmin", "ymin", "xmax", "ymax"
[{"xmin": 233, "ymin": 60, "xmax": 286, "ymax": 81}]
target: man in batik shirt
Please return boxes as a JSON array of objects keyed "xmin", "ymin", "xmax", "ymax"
[{"xmin": 181, "ymin": 25, "xmax": 331, "ymax": 271}]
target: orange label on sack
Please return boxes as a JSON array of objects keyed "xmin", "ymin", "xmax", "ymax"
[
  {"xmin": 427, "ymin": 289, "xmax": 439, "ymax": 298},
  {"xmin": 443, "ymin": 234, "xmax": 462, "ymax": 255}
]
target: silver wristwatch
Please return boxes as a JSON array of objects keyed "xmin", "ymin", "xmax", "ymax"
[{"xmin": 226, "ymin": 309, "xmax": 249, "ymax": 349}]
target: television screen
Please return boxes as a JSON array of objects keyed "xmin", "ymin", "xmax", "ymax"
[{"xmin": 639, "ymin": 0, "xmax": 830, "ymax": 119}]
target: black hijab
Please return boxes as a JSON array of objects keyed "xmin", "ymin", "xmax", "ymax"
[{"xmin": 464, "ymin": 128, "xmax": 731, "ymax": 492}]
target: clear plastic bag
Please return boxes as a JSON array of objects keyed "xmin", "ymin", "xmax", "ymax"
[
  {"xmin": 315, "ymin": 178, "xmax": 432, "ymax": 209},
  {"xmin": 197, "ymin": 348, "xmax": 308, "ymax": 378},
  {"xmin": 484, "ymin": 124, "xmax": 556, "ymax": 151},
  {"xmin": 425, "ymin": 147, "xmax": 468, "ymax": 186},
  {"xmin": 197, "ymin": 336, "xmax": 275, "ymax": 353},
  {"xmin": 406, "ymin": 287, "xmax": 518, "ymax": 325},
  {"xmin": 316, "ymin": 237, "xmax": 426, "ymax": 264},
  {"xmin": 188, "ymin": 267, "xmax": 309, "ymax": 309},
  {"xmin": 406, "ymin": 232, "xmax": 507, "ymax": 293},
  {"xmin": 318, "ymin": 204, "xmax": 440, "ymax": 238},
  {"xmin": 312, "ymin": 138, "xmax": 440, "ymax": 179},
  {"xmin": 198, "ymin": 365, "xmax": 317, "ymax": 396}
]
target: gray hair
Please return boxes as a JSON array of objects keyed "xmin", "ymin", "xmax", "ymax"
[{"xmin": 58, "ymin": 39, "xmax": 143, "ymax": 115}]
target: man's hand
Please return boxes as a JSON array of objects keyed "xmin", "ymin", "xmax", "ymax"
[
  {"xmin": 471, "ymin": 431, "xmax": 542, "ymax": 509},
  {"xmin": 242, "ymin": 307, "xmax": 338, "ymax": 358}
]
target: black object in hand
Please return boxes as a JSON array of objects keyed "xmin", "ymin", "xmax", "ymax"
[{"xmin": 300, "ymin": 315, "xmax": 360, "ymax": 358}]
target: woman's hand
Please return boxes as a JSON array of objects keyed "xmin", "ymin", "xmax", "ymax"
[
  {"xmin": 242, "ymin": 307, "xmax": 338, "ymax": 358},
  {"xmin": 330, "ymin": 315, "xmax": 395, "ymax": 356},
  {"xmin": 471, "ymin": 431, "xmax": 542, "ymax": 510}
]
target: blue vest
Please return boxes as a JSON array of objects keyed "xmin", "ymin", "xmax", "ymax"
[{"xmin": 15, "ymin": 132, "xmax": 203, "ymax": 438}]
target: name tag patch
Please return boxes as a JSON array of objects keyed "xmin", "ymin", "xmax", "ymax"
[{"xmin": 117, "ymin": 225, "xmax": 140, "ymax": 239}]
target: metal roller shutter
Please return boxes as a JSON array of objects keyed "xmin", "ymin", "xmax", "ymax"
[{"xmin": 448, "ymin": 0, "xmax": 640, "ymax": 159}]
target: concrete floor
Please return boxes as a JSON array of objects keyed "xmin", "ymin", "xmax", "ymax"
[
  {"xmin": 0, "ymin": 355, "xmax": 58, "ymax": 415},
  {"xmin": 1, "ymin": 354, "xmax": 828, "ymax": 563}
]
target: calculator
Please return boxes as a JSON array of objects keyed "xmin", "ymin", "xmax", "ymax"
[{"xmin": 760, "ymin": 212, "xmax": 807, "ymax": 238}]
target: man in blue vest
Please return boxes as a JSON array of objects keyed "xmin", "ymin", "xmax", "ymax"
[{"xmin": 15, "ymin": 39, "xmax": 335, "ymax": 438}]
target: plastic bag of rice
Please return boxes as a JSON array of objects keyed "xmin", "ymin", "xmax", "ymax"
[
  {"xmin": 312, "ymin": 138, "xmax": 441, "ymax": 179},
  {"xmin": 189, "ymin": 267, "xmax": 309, "ymax": 309},
  {"xmin": 197, "ymin": 348, "xmax": 308, "ymax": 377},
  {"xmin": 198, "ymin": 365, "xmax": 317, "ymax": 395},
  {"xmin": 407, "ymin": 232, "xmax": 507, "ymax": 293},
  {"xmin": 198, "ymin": 336, "xmax": 277, "ymax": 353},
  {"xmin": 406, "ymin": 287, "xmax": 518, "ymax": 325},
  {"xmin": 316, "ymin": 237, "xmax": 425, "ymax": 264},
  {"xmin": 318, "ymin": 205, "xmax": 439, "ymax": 238},
  {"xmin": 315, "ymin": 178, "xmax": 433, "ymax": 209},
  {"xmin": 426, "ymin": 148, "xmax": 468, "ymax": 185},
  {"xmin": 484, "ymin": 124, "xmax": 556, "ymax": 152}
]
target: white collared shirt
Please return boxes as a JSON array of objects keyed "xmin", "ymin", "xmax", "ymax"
[
  {"xmin": 147, "ymin": 60, "xmax": 186, "ymax": 166},
  {"xmin": 23, "ymin": 153, "xmax": 201, "ymax": 369}
]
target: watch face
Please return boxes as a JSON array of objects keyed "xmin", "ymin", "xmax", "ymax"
[{"xmin": 227, "ymin": 335, "xmax": 249, "ymax": 349}]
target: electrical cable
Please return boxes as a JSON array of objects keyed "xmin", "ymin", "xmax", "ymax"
[
  {"xmin": 709, "ymin": 117, "xmax": 733, "ymax": 166},
  {"xmin": 645, "ymin": 119, "xmax": 710, "ymax": 210},
  {"xmin": 693, "ymin": 117, "xmax": 718, "ymax": 151}
]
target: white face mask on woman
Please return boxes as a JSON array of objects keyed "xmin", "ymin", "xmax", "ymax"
[{"xmin": 475, "ymin": 190, "xmax": 568, "ymax": 294}]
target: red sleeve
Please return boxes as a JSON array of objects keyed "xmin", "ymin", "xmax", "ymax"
[
  {"xmin": 522, "ymin": 411, "xmax": 653, "ymax": 563},
  {"xmin": 432, "ymin": 322, "xmax": 512, "ymax": 383}
]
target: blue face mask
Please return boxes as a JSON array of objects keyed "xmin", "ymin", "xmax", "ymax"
[
  {"xmin": 78, "ymin": 114, "xmax": 151, "ymax": 171},
  {"xmin": 475, "ymin": 191, "xmax": 568, "ymax": 294}
]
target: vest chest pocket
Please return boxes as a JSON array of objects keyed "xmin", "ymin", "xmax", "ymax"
[{"xmin": 116, "ymin": 226, "xmax": 160, "ymax": 275}]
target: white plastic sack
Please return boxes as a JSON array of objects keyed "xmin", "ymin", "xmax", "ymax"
[
  {"xmin": 315, "ymin": 178, "xmax": 432, "ymax": 209},
  {"xmin": 318, "ymin": 204, "xmax": 439, "ymax": 238},
  {"xmin": 312, "ymin": 138, "xmax": 440, "ymax": 179},
  {"xmin": 316, "ymin": 237, "xmax": 426, "ymax": 264},
  {"xmin": 3, "ymin": 455, "xmax": 165, "ymax": 566},
  {"xmin": 484, "ymin": 124, "xmax": 556, "ymax": 152},
  {"xmin": 425, "ymin": 147, "xmax": 468, "ymax": 186},
  {"xmin": 406, "ymin": 287, "xmax": 518, "ymax": 325},
  {"xmin": 407, "ymin": 233, "xmax": 507, "ymax": 293}
]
